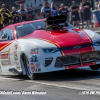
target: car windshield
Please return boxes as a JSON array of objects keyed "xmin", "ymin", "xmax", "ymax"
[
  {"xmin": 15, "ymin": 21, "xmax": 45, "ymax": 38},
  {"xmin": 15, "ymin": 21, "xmax": 75, "ymax": 38}
]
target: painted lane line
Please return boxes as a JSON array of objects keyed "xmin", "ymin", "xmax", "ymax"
[{"xmin": 25, "ymin": 80, "xmax": 100, "ymax": 90}]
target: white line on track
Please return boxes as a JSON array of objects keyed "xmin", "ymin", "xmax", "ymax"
[
  {"xmin": 0, "ymin": 76, "xmax": 21, "ymax": 81},
  {"xmin": 25, "ymin": 80, "xmax": 100, "ymax": 90},
  {"xmin": 0, "ymin": 76, "xmax": 100, "ymax": 90}
]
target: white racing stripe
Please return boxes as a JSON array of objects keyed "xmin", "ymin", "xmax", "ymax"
[{"xmin": 84, "ymin": 30, "xmax": 100, "ymax": 42}]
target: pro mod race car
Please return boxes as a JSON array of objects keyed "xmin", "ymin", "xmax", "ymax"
[{"xmin": 0, "ymin": 15, "xmax": 100, "ymax": 80}]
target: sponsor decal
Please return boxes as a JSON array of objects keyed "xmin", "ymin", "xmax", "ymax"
[
  {"xmin": 14, "ymin": 44, "xmax": 18, "ymax": 61},
  {"xmin": 30, "ymin": 48, "xmax": 39, "ymax": 54},
  {"xmin": 0, "ymin": 49, "xmax": 11, "ymax": 66},
  {"xmin": 30, "ymin": 63, "xmax": 35, "ymax": 72},
  {"xmin": 0, "ymin": 49, "xmax": 10, "ymax": 61},
  {"xmin": 30, "ymin": 55, "xmax": 38, "ymax": 62},
  {"xmin": 14, "ymin": 44, "xmax": 18, "ymax": 51},
  {"xmin": 14, "ymin": 53, "xmax": 18, "ymax": 61},
  {"xmin": 1, "ymin": 61, "xmax": 11, "ymax": 66},
  {"xmin": 35, "ymin": 63, "xmax": 40, "ymax": 67},
  {"xmin": 15, "ymin": 0, "xmax": 53, "ymax": 11},
  {"xmin": 15, "ymin": 62, "xmax": 21, "ymax": 70},
  {"xmin": 34, "ymin": 62, "xmax": 41, "ymax": 72},
  {"xmin": 1, "ymin": 54, "xmax": 8, "ymax": 59},
  {"xmin": 35, "ymin": 62, "xmax": 40, "ymax": 68},
  {"xmin": 38, "ymin": 68, "xmax": 41, "ymax": 72},
  {"xmin": 35, "ymin": 68, "xmax": 41, "ymax": 72}
]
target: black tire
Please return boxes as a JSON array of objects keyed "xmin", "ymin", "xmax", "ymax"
[
  {"xmin": 22, "ymin": 54, "xmax": 37, "ymax": 80},
  {"xmin": 89, "ymin": 64, "xmax": 100, "ymax": 70}
]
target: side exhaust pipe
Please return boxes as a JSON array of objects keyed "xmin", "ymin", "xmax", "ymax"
[{"xmin": 9, "ymin": 68, "xmax": 22, "ymax": 75}]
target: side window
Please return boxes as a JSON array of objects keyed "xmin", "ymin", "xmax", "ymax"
[{"xmin": 0, "ymin": 29, "xmax": 14, "ymax": 41}]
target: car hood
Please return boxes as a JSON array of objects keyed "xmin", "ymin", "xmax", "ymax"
[{"xmin": 21, "ymin": 29, "xmax": 97, "ymax": 48}]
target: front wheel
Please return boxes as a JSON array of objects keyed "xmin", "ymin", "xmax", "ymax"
[
  {"xmin": 23, "ymin": 55, "xmax": 37, "ymax": 80},
  {"xmin": 89, "ymin": 64, "xmax": 100, "ymax": 70}
]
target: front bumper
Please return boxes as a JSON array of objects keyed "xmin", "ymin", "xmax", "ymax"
[
  {"xmin": 31, "ymin": 46, "xmax": 100, "ymax": 73},
  {"xmin": 54, "ymin": 51, "xmax": 100, "ymax": 68}
]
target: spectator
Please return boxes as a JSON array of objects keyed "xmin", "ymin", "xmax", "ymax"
[
  {"xmin": 35, "ymin": 12, "xmax": 43, "ymax": 20},
  {"xmin": 59, "ymin": 3, "xmax": 69, "ymax": 18},
  {"xmin": 41, "ymin": 1, "xmax": 54, "ymax": 18},
  {"xmin": 1, "ymin": 4, "xmax": 12, "ymax": 24},
  {"xmin": 28, "ymin": 14, "xmax": 33, "ymax": 21},
  {"xmin": 18, "ymin": 4, "xmax": 28, "ymax": 21},
  {"xmin": 65, "ymin": 6, "xmax": 70, "ymax": 11},
  {"xmin": 1, "ymin": 8, "xmax": 10, "ymax": 27},
  {"xmin": 27, "ymin": 13, "xmax": 31, "ymax": 21},
  {"xmin": 70, "ymin": 1, "xmax": 80, "ymax": 28},
  {"xmin": 95, "ymin": 2, "xmax": 98, "ymax": 10},
  {"xmin": 98, "ymin": 1, "xmax": 100, "ymax": 11},
  {"xmin": 0, "ymin": 12, "xmax": 4, "ymax": 30},
  {"xmin": 51, "ymin": 2, "xmax": 58, "ymax": 16},
  {"xmin": 11, "ymin": 7, "xmax": 20, "ymax": 24},
  {"xmin": 65, "ymin": 6, "xmax": 71, "ymax": 22},
  {"xmin": 82, "ymin": 0, "xmax": 92, "ymax": 28},
  {"xmin": 79, "ymin": 2, "xmax": 84, "ymax": 28},
  {"xmin": 32, "ymin": 12, "xmax": 36, "ymax": 20}
]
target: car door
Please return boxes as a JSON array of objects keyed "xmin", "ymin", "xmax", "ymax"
[{"xmin": 0, "ymin": 28, "xmax": 16, "ymax": 75}]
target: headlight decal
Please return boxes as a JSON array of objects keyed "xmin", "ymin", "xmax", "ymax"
[
  {"xmin": 93, "ymin": 40, "xmax": 100, "ymax": 46},
  {"xmin": 43, "ymin": 48, "xmax": 59, "ymax": 53},
  {"xmin": 42, "ymin": 43, "xmax": 94, "ymax": 54}
]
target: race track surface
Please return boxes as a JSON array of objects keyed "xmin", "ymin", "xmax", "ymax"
[{"xmin": 0, "ymin": 66, "xmax": 100, "ymax": 100}]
